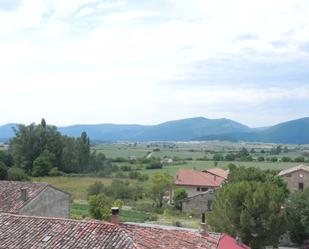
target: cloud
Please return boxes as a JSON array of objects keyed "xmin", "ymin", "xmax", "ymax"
[{"xmin": 0, "ymin": 0, "xmax": 309, "ymax": 126}]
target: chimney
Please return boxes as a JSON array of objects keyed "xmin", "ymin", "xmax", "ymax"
[
  {"xmin": 20, "ymin": 188, "xmax": 28, "ymax": 202},
  {"xmin": 236, "ymin": 236, "xmax": 242, "ymax": 245},
  {"xmin": 111, "ymin": 207, "xmax": 119, "ymax": 224},
  {"xmin": 199, "ymin": 212, "xmax": 208, "ymax": 236}
]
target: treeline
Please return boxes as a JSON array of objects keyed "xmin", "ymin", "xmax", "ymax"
[{"xmin": 1, "ymin": 119, "xmax": 107, "ymax": 178}]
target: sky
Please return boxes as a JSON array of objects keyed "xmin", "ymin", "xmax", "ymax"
[{"xmin": 0, "ymin": 0, "xmax": 309, "ymax": 127}]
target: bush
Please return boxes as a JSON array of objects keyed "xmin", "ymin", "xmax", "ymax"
[
  {"xmin": 0, "ymin": 162, "xmax": 8, "ymax": 180},
  {"xmin": 270, "ymin": 157, "xmax": 278, "ymax": 162},
  {"xmin": 145, "ymin": 161, "xmax": 162, "ymax": 169},
  {"xmin": 281, "ymin": 156, "xmax": 292, "ymax": 162},
  {"xmin": 89, "ymin": 194, "xmax": 113, "ymax": 220},
  {"xmin": 88, "ymin": 181, "xmax": 105, "ymax": 196},
  {"xmin": 257, "ymin": 156, "xmax": 265, "ymax": 162},
  {"xmin": 48, "ymin": 167, "xmax": 62, "ymax": 176},
  {"xmin": 137, "ymin": 173, "xmax": 149, "ymax": 181},
  {"xmin": 120, "ymin": 165, "xmax": 132, "ymax": 171},
  {"xmin": 294, "ymin": 156, "xmax": 305, "ymax": 162},
  {"xmin": 7, "ymin": 167, "xmax": 29, "ymax": 181},
  {"xmin": 213, "ymin": 154, "xmax": 224, "ymax": 161},
  {"xmin": 173, "ymin": 188, "xmax": 188, "ymax": 210},
  {"xmin": 111, "ymin": 157, "xmax": 128, "ymax": 163}
]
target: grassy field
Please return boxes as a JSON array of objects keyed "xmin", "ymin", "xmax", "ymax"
[
  {"xmin": 140, "ymin": 160, "xmax": 299, "ymax": 176},
  {"xmin": 32, "ymin": 176, "xmax": 112, "ymax": 201}
]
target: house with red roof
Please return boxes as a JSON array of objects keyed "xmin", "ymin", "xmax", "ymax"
[
  {"xmin": 175, "ymin": 168, "xmax": 227, "ymax": 197},
  {"xmin": 0, "ymin": 211, "xmax": 250, "ymax": 249}
]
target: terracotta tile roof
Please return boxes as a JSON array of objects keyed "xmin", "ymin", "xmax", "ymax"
[
  {"xmin": 217, "ymin": 234, "xmax": 250, "ymax": 249},
  {"xmin": 203, "ymin": 168, "xmax": 229, "ymax": 179},
  {"xmin": 0, "ymin": 213, "xmax": 222, "ymax": 249},
  {"xmin": 0, "ymin": 181, "xmax": 49, "ymax": 213},
  {"xmin": 175, "ymin": 169, "xmax": 225, "ymax": 187},
  {"xmin": 279, "ymin": 164, "xmax": 309, "ymax": 176}
]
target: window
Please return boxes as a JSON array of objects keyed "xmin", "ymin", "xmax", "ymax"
[
  {"xmin": 197, "ymin": 187, "xmax": 200, "ymax": 191},
  {"xmin": 201, "ymin": 187, "xmax": 208, "ymax": 192},
  {"xmin": 299, "ymin": 182, "xmax": 304, "ymax": 191},
  {"xmin": 299, "ymin": 173, "xmax": 304, "ymax": 178},
  {"xmin": 207, "ymin": 200, "xmax": 213, "ymax": 211}
]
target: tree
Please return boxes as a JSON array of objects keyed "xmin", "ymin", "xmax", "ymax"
[
  {"xmin": 7, "ymin": 167, "xmax": 29, "ymax": 181},
  {"xmin": 88, "ymin": 194, "xmax": 123, "ymax": 221},
  {"xmin": 32, "ymin": 150, "xmax": 55, "ymax": 176},
  {"xmin": 173, "ymin": 188, "xmax": 188, "ymax": 210},
  {"xmin": 88, "ymin": 181, "xmax": 105, "ymax": 196},
  {"xmin": 0, "ymin": 162, "xmax": 8, "ymax": 180},
  {"xmin": 146, "ymin": 172, "xmax": 174, "ymax": 208},
  {"xmin": 287, "ymin": 188, "xmax": 309, "ymax": 245},
  {"xmin": 89, "ymin": 194, "xmax": 113, "ymax": 220},
  {"xmin": 213, "ymin": 153, "xmax": 224, "ymax": 161},
  {"xmin": 207, "ymin": 181, "xmax": 288, "ymax": 249}
]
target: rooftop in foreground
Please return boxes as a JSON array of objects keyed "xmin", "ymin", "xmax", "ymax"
[{"xmin": 0, "ymin": 213, "xmax": 250, "ymax": 249}]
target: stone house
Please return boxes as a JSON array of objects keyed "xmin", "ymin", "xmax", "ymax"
[
  {"xmin": 278, "ymin": 164, "xmax": 309, "ymax": 191},
  {"xmin": 181, "ymin": 189, "xmax": 217, "ymax": 215},
  {"xmin": 175, "ymin": 168, "xmax": 228, "ymax": 197},
  {"xmin": 0, "ymin": 180, "xmax": 70, "ymax": 218}
]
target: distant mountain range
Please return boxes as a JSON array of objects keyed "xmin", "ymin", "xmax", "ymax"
[{"xmin": 0, "ymin": 117, "xmax": 308, "ymax": 144}]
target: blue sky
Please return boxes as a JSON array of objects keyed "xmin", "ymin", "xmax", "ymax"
[{"xmin": 0, "ymin": 0, "xmax": 309, "ymax": 127}]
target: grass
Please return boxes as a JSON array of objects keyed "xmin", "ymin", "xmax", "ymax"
[
  {"xmin": 140, "ymin": 160, "xmax": 299, "ymax": 176},
  {"xmin": 32, "ymin": 176, "xmax": 112, "ymax": 201},
  {"xmin": 70, "ymin": 202, "xmax": 154, "ymax": 223}
]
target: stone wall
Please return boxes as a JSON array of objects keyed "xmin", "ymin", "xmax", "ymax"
[
  {"xmin": 20, "ymin": 186, "xmax": 70, "ymax": 218},
  {"xmin": 181, "ymin": 190, "xmax": 216, "ymax": 215},
  {"xmin": 281, "ymin": 169, "xmax": 309, "ymax": 192}
]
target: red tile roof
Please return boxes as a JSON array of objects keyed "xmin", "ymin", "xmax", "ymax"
[
  {"xmin": 217, "ymin": 234, "xmax": 250, "ymax": 249},
  {"xmin": 203, "ymin": 168, "xmax": 229, "ymax": 179},
  {"xmin": 0, "ymin": 181, "xmax": 49, "ymax": 213},
  {"xmin": 0, "ymin": 213, "xmax": 222, "ymax": 249},
  {"xmin": 176, "ymin": 169, "xmax": 225, "ymax": 187}
]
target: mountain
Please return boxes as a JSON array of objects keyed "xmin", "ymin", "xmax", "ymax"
[
  {"xmin": 0, "ymin": 123, "xmax": 17, "ymax": 141},
  {"xmin": 197, "ymin": 117, "xmax": 309, "ymax": 144},
  {"xmin": 1, "ymin": 117, "xmax": 308, "ymax": 144},
  {"xmin": 130, "ymin": 117, "xmax": 251, "ymax": 141}
]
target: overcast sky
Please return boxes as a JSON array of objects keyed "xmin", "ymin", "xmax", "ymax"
[{"xmin": 0, "ymin": 0, "xmax": 309, "ymax": 127}]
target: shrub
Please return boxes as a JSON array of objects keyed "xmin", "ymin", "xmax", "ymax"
[
  {"xmin": 48, "ymin": 167, "xmax": 62, "ymax": 176},
  {"xmin": 7, "ymin": 167, "xmax": 29, "ymax": 181},
  {"xmin": 281, "ymin": 156, "xmax": 292, "ymax": 162},
  {"xmin": 257, "ymin": 156, "xmax": 265, "ymax": 162},
  {"xmin": 89, "ymin": 194, "xmax": 113, "ymax": 220},
  {"xmin": 88, "ymin": 181, "xmax": 105, "ymax": 196},
  {"xmin": 145, "ymin": 161, "xmax": 162, "ymax": 169},
  {"xmin": 173, "ymin": 188, "xmax": 188, "ymax": 210},
  {"xmin": 294, "ymin": 156, "xmax": 305, "ymax": 162},
  {"xmin": 0, "ymin": 162, "xmax": 8, "ymax": 180},
  {"xmin": 120, "ymin": 165, "xmax": 132, "ymax": 171}
]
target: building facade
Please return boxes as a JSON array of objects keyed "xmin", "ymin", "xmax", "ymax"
[
  {"xmin": 279, "ymin": 164, "xmax": 309, "ymax": 192},
  {"xmin": 0, "ymin": 181, "xmax": 70, "ymax": 218}
]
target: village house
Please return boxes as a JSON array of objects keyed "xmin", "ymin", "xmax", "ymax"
[
  {"xmin": 0, "ymin": 181, "xmax": 70, "ymax": 218},
  {"xmin": 278, "ymin": 164, "xmax": 309, "ymax": 191},
  {"xmin": 175, "ymin": 167, "xmax": 228, "ymax": 197},
  {"xmin": 0, "ymin": 210, "xmax": 250, "ymax": 249}
]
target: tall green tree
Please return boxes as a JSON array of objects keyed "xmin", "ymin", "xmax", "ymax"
[
  {"xmin": 207, "ymin": 181, "xmax": 288, "ymax": 249},
  {"xmin": 287, "ymin": 188, "xmax": 309, "ymax": 245},
  {"xmin": 146, "ymin": 172, "xmax": 174, "ymax": 208}
]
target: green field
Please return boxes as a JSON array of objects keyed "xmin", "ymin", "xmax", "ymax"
[{"xmin": 32, "ymin": 176, "xmax": 112, "ymax": 201}]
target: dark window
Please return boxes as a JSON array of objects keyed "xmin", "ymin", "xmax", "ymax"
[
  {"xmin": 299, "ymin": 182, "xmax": 304, "ymax": 191},
  {"xmin": 207, "ymin": 200, "xmax": 213, "ymax": 211},
  {"xmin": 197, "ymin": 187, "xmax": 200, "ymax": 191},
  {"xmin": 201, "ymin": 187, "xmax": 208, "ymax": 192}
]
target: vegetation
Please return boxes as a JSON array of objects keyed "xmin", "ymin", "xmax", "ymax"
[
  {"xmin": 287, "ymin": 188, "xmax": 309, "ymax": 245},
  {"xmin": 173, "ymin": 188, "xmax": 188, "ymax": 210},
  {"xmin": 208, "ymin": 166, "xmax": 288, "ymax": 249}
]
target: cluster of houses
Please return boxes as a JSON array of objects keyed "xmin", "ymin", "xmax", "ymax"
[
  {"xmin": 0, "ymin": 181, "xmax": 248, "ymax": 248},
  {"xmin": 0, "ymin": 164, "xmax": 307, "ymax": 248}
]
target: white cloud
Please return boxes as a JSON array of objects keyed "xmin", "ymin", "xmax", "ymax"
[{"xmin": 0, "ymin": 0, "xmax": 309, "ymax": 126}]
